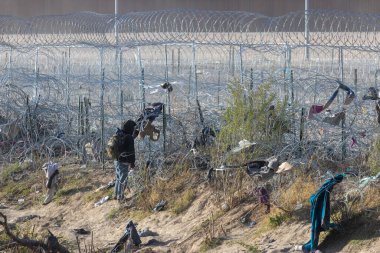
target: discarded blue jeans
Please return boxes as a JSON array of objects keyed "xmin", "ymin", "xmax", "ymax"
[{"xmin": 114, "ymin": 161, "xmax": 129, "ymax": 201}]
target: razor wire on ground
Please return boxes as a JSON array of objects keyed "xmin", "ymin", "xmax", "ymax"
[{"xmin": 0, "ymin": 10, "xmax": 379, "ymax": 195}]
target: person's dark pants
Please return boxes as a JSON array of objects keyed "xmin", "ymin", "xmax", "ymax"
[{"xmin": 114, "ymin": 161, "xmax": 129, "ymax": 200}]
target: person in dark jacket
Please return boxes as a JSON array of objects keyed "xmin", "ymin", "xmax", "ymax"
[{"xmin": 114, "ymin": 120, "xmax": 136, "ymax": 201}]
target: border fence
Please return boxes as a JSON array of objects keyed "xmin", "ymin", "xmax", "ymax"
[{"xmin": 0, "ymin": 9, "xmax": 380, "ymax": 168}]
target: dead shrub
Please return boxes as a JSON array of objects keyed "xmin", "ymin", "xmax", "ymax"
[{"xmin": 278, "ymin": 175, "xmax": 318, "ymax": 212}]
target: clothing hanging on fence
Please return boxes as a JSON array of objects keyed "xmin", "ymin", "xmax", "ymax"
[
  {"xmin": 362, "ymin": 87, "xmax": 380, "ymax": 100},
  {"xmin": 137, "ymin": 102, "xmax": 164, "ymax": 123},
  {"xmin": 138, "ymin": 119, "xmax": 160, "ymax": 141},
  {"xmin": 308, "ymin": 81, "xmax": 355, "ymax": 121},
  {"xmin": 136, "ymin": 102, "xmax": 163, "ymax": 141},
  {"xmin": 302, "ymin": 174, "xmax": 344, "ymax": 253},
  {"xmin": 321, "ymin": 111, "xmax": 345, "ymax": 126}
]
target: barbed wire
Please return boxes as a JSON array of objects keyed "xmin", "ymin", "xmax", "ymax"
[
  {"xmin": 0, "ymin": 10, "xmax": 379, "ymax": 178},
  {"xmin": 0, "ymin": 10, "xmax": 379, "ymax": 49}
]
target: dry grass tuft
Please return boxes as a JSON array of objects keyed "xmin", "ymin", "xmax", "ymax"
[
  {"xmin": 172, "ymin": 189, "xmax": 196, "ymax": 214},
  {"xmin": 136, "ymin": 169, "xmax": 195, "ymax": 211},
  {"xmin": 278, "ymin": 175, "xmax": 318, "ymax": 212}
]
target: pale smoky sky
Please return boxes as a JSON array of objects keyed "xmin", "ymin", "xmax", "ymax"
[{"xmin": 0, "ymin": 0, "xmax": 378, "ymax": 17}]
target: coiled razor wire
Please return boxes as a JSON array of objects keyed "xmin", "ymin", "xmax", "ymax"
[
  {"xmin": 0, "ymin": 10, "xmax": 378, "ymax": 49},
  {"xmin": 0, "ymin": 9, "xmax": 379, "ymax": 175}
]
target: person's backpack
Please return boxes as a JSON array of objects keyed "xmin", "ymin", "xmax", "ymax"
[{"xmin": 106, "ymin": 129, "xmax": 127, "ymax": 160}]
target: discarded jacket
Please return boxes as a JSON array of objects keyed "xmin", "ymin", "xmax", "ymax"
[
  {"xmin": 302, "ymin": 174, "xmax": 344, "ymax": 253},
  {"xmin": 136, "ymin": 102, "xmax": 163, "ymax": 141},
  {"xmin": 111, "ymin": 220, "xmax": 141, "ymax": 253}
]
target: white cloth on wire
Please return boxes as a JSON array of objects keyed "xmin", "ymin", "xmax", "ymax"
[{"xmin": 42, "ymin": 161, "xmax": 59, "ymax": 179}]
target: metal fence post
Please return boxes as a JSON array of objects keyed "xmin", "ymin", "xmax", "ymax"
[
  {"xmin": 100, "ymin": 68, "xmax": 105, "ymax": 170},
  {"xmin": 305, "ymin": 0, "xmax": 310, "ymax": 60},
  {"xmin": 34, "ymin": 47, "xmax": 39, "ymax": 98},
  {"xmin": 118, "ymin": 48, "xmax": 123, "ymax": 122},
  {"xmin": 239, "ymin": 45, "xmax": 243, "ymax": 85},
  {"xmin": 140, "ymin": 68, "xmax": 145, "ymax": 111}
]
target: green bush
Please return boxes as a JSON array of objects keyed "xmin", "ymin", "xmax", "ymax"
[
  {"xmin": 212, "ymin": 80, "xmax": 290, "ymax": 165},
  {"xmin": 269, "ymin": 213, "xmax": 289, "ymax": 228}
]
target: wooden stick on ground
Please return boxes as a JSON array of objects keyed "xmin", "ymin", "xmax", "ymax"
[{"xmin": 0, "ymin": 212, "xmax": 70, "ymax": 253}]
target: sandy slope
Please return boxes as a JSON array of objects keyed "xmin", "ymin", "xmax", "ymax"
[{"xmin": 1, "ymin": 163, "xmax": 379, "ymax": 253}]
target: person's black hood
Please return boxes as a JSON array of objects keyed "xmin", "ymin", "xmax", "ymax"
[{"xmin": 122, "ymin": 120, "xmax": 136, "ymax": 135}]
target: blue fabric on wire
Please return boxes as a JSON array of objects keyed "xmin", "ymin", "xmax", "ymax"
[{"xmin": 302, "ymin": 174, "xmax": 345, "ymax": 252}]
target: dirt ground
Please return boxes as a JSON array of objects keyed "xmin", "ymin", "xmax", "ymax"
[{"xmin": 0, "ymin": 161, "xmax": 379, "ymax": 253}]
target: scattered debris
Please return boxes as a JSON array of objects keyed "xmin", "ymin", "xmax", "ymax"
[
  {"xmin": 94, "ymin": 196, "xmax": 110, "ymax": 207},
  {"xmin": 358, "ymin": 172, "xmax": 380, "ymax": 189},
  {"xmin": 17, "ymin": 199, "xmax": 25, "ymax": 204},
  {"xmin": 256, "ymin": 187, "xmax": 270, "ymax": 214},
  {"xmin": 221, "ymin": 202, "xmax": 230, "ymax": 212},
  {"xmin": 246, "ymin": 160, "xmax": 274, "ymax": 178},
  {"xmin": 0, "ymin": 203, "xmax": 8, "ymax": 209},
  {"xmin": 153, "ymin": 200, "xmax": 167, "ymax": 212},
  {"xmin": 73, "ymin": 228, "xmax": 91, "ymax": 235},
  {"xmin": 111, "ymin": 220, "xmax": 141, "ymax": 253},
  {"xmin": 276, "ymin": 161, "xmax": 293, "ymax": 174},
  {"xmin": 138, "ymin": 229, "xmax": 159, "ymax": 237},
  {"xmin": 294, "ymin": 202, "xmax": 303, "ymax": 211},
  {"xmin": 42, "ymin": 161, "xmax": 59, "ymax": 205},
  {"xmin": 240, "ymin": 210, "xmax": 257, "ymax": 228},
  {"xmin": 231, "ymin": 139, "xmax": 256, "ymax": 153},
  {"xmin": 14, "ymin": 215, "xmax": 40, "ymax": 223},
  {"xmin": 145, "ymin": 239, "xmax": 161, "ymax": 246},
  {"xmin": 160, "ymin": 82, "xmax": 173, "ymax": 92},
  {"xmin": 95, "ymin": 180, "xmax": 115, "ymax": 192}
]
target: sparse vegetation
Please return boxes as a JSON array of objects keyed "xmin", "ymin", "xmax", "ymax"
[
  {"xmin": 236, "ymin": 241, "xmax": 260, "ymax": 253},
  {"xmin": 213, "ymin": 80, "xmax": 290, "ymax": 166},
  {"xmin": 278, "ymin": 174, "xmax": 318, "ymax": 212},
  {"xmin": 200, "ymin": 237, "xmax": 223, "ymax": 252},
  {"xmin": 367, "ymin": 136, "xmax": 380, "ymax": 175},
  {"xmin": 172, "ymin": 189, "xmax": 196, "ymax": 214},
  {"xmin": 268, "ymin": 212, "xmax": 290, "ymax": 228},
  {"xmin": 0, "ymin": 162, "xmax": 43, "ymax": 203}
]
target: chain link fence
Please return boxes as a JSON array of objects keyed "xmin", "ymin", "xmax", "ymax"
[{"xmin": 0, "ymin": 9, "xmax": 379, "ymax": 169}]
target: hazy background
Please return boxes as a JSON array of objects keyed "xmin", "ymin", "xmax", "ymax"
[{"xmin": 0, "ymin": 0, "xmax": 379, "ymax": 17}]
